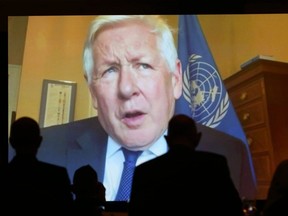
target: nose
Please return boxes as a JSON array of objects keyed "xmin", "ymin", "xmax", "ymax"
[{"xmin": 118, "ymin": 65, "xmax": 139, "ymax": 99}]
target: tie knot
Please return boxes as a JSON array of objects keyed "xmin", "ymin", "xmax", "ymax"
[{"xmin": 122, "ymin": 148, "xmax": 142, "ymax": 163}]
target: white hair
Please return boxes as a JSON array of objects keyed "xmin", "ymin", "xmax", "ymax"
[{"xmin": 83, "ymin": 15, "xmax": 178, "ymax": 84}]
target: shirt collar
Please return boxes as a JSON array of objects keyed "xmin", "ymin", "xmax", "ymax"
[{"xmin": 106, "ymin": 130, "xmax": 168, "ymax": 158}]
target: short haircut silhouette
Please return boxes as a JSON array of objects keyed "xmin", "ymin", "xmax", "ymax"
[
  {"xmin": 7, "ymin": 116, "xmax": 73, "ymax": 214},
  {"xmin": 165, "ymin": 114, "xmax": 202, "ymax": 150}
]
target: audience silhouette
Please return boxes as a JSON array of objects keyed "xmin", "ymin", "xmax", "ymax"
[
  {"xmin": 72, "ymin": 165, "xmax": 106, "ymax": 216},
  {"xmin": 262, "ymin": 159, "xmax": 288, "ymax": 216},
  {"xmin": 129, "ymin": 114, "xmax": 243, "ymax": 216},
  {"xmin": 6, "ymin": 116, "xmax": 73, "ymax": 215}
]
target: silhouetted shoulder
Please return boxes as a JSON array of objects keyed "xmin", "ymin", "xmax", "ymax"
[
  {"xmin": 196, "ymin": 122, "xmax": 243, "ymax": 150},
  {"xmin": 193, "ymin": 150, "xmax": 228, "ymax": 162},
  {"xmin": 263, "ymin": 159, "xmax": 288, "ymax": 216},
  {"xmin": 38, "ymin": 160, "xmax": 71, "ymax": 175}
]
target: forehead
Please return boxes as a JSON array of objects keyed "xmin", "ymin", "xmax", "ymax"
[
  {"xmin": 94, "ymin": 20, "xmax": 157, "ymax": 43},
  {"xmin": 92, "ymin": 21, "xmax": 161, "ymax": 61}
]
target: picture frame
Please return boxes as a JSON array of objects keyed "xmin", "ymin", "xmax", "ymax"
[{"xmin": 39, "ymin": 79, "xmax": 76, "ymax": 128}]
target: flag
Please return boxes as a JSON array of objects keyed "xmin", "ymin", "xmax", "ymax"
[{"xmin": 176, "ymin": 15, "xmax": 257, "ymax": 199}]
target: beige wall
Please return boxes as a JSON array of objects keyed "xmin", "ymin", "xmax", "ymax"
[
  {"xmin": 14, "ymin": 15, "xmax": 288, "ymax": 122},
  {"xmin": 16, "ymin": 16, "xmax": 96, "ymax": 121},
  {"xmin": 198, "ymin": 14, "xmax": 288, "ymax": 78}
]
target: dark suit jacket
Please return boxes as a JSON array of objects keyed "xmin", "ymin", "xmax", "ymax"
[
  {"xmin": 8, "ymin": 116, "xmax": 256, "ymax": 199},
  {"xmin": 5, "ymin": 156, "xmax": 73, "ymax": 214},
  {"xmin": 129, "ymin": 147, "xmax": 243, "ymax": 216}
]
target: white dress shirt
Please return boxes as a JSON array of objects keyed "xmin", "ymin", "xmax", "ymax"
[{"xmin": 103, "ymin": 133, "xmax": 168, "ymax": 201}]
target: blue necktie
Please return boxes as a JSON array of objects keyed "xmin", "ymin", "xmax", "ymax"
[{"xmin": 115, "ymin": 148, "xmax": 143, "ymax": 201}]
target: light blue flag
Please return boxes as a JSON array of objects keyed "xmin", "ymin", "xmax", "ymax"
[{"xmin": 175, "ymin": 15, "xmax": 257, "ymax": 199}]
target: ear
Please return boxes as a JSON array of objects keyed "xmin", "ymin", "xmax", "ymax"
[
  {"xmin": 172, "ymin": 59, "xmax": 183, "ymax": 100},
  {"xmin": 88, "ymin": 84, "xmax": 98, "ymax": 110},
  {"xmin": 84, "ymin": 73, "xmax": 88, "ymax": 82},
  {"xmin": 85, "ymin": 73, "xmax": 98, "ymax": 110}
]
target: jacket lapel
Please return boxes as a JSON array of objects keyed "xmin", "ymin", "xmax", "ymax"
[{"xmin": 67, "ymin": 118, "xmax": 108, "ymax": 182}]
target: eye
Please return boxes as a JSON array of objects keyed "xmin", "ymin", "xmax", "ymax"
[
  {"xmin": 138, "ymin": 63, "xmax": 151, "ymax": 70},
  {"xmin": 102, "ymin": 66, "xmax": 118, "ymax": 77}
]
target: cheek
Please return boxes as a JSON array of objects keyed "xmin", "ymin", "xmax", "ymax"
[
  {"xmin": 145, "ymin": 74, "xmax": 173, "ymax": 103},
  {"xmin": 89, "ymin": 84, "xmax": 111, "ymax": 109},
  {"xmin": 92, "ymin": 85, "xmax": 116, "ymax": 110}
]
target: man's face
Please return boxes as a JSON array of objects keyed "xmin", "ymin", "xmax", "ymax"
[{"xmin": 89, "ymin": 21, "xmax": 182, "ymax": 150}]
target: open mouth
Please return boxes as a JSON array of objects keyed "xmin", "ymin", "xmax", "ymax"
[
  {"xmin": 122, "ymin": 111, "xmax": 146, "ymax": 128},
  {"xmin": 125, "ymin": 111, "xmax": 144, "ymax": 118}
]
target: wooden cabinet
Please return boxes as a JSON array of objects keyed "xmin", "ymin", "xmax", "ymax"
[{"xmin": 224, "ymin": 59, "xmax": 288, "ymax": 200}]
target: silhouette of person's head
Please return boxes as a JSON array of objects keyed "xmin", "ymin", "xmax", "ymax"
[
  {"xmin": 9, "ymin": 116, "xmax": 42, "ymax": 157},
  {"xmin": 165, "ymin": 114, "xmax": 202, "ymax": 151},
  {"xmin": 73, "ymin": 165, "xmax": 106, "ymax": 203}
]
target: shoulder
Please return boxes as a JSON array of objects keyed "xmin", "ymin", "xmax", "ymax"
[
  {"xmin": 196, "ymin": 122, "xmax": 242, "ymax": 145},
  {"xmin": 38, "ymin": 160, "xmax": 68, "ymax": 173},
  {"xmin": 37, "ymin": 161, "xmax": 71, "ymax": 183},
  {"xmin": 193, "ymin": 150, "xmax": 229, "ymax": 168},
  {"xmin": 276, "ymin": 159, "xmax": 288, "ymax": 171},
  {"xmin": 195, "ymin": 150, "xmax": 227, "ymax": 160},
  {"xmin": 195, "ymin": 123, "xmax": 244, "ymax": 154},
  {"xmin": 135, "ymin": 154, "xmax": 168, "ymax": 172},
  {"xmin": 270, "ymin": 159, "xmax": 288, "ymax": 186},
  {"xmin": 273, "ymin": 159, "xmax": 288, "ymax": 180}
]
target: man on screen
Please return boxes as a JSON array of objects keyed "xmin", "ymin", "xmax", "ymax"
[{"xmin": 9, "ymin": 15, "xmax": 254, "ymax": 201}]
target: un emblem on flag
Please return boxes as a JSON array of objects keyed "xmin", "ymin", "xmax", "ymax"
[{"xmin": 183, "ymin": 54, "xmax": 229, "ymax": 128}]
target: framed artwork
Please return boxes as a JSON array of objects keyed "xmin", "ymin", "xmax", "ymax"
[{"xmin": 39, "ymin": 79, "xmax": 76, "ymax": 128}]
